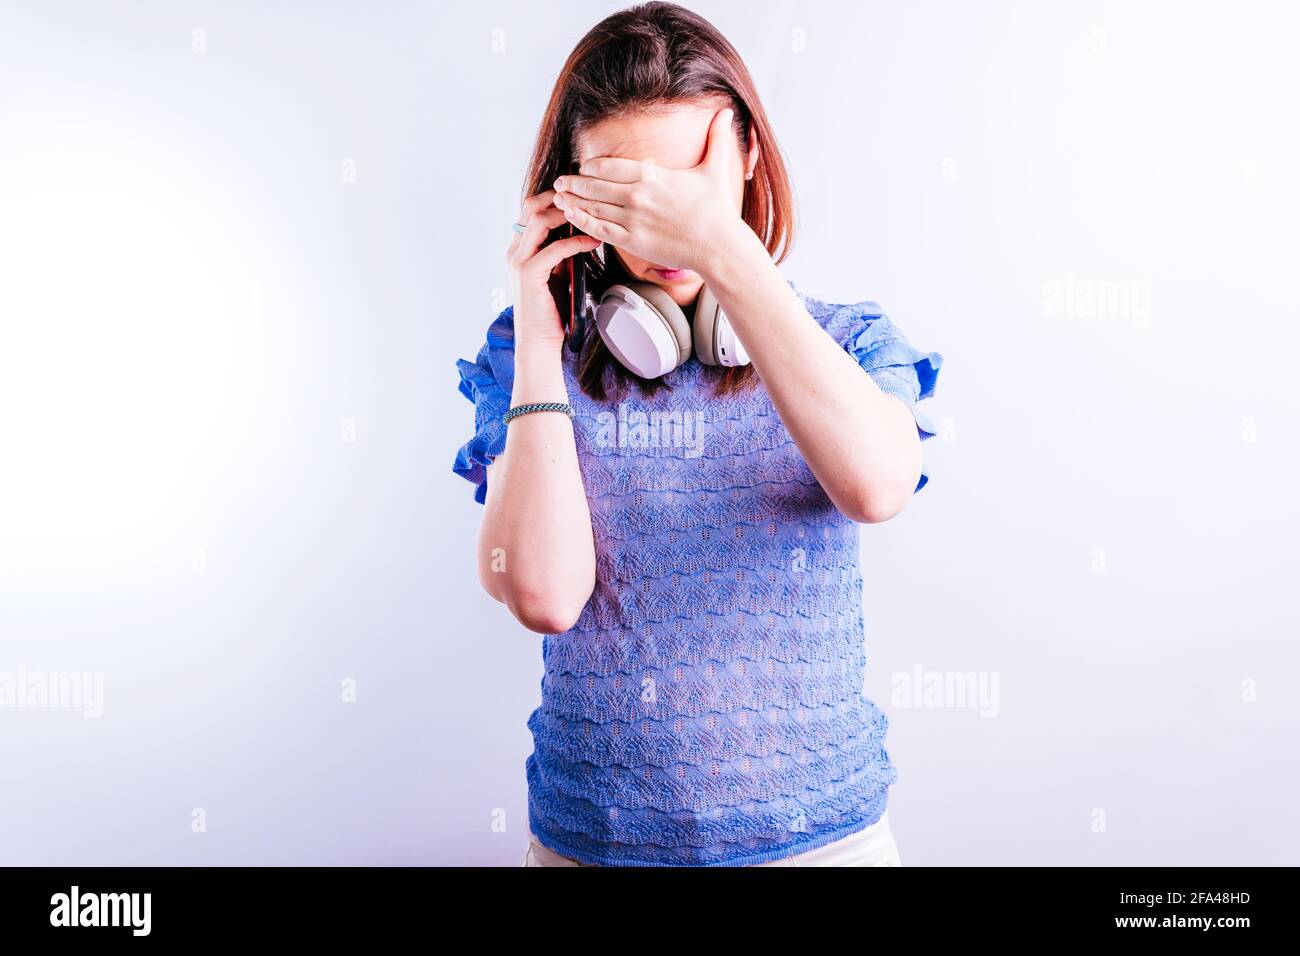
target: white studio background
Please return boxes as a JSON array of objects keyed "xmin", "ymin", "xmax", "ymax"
[{"xmin": 0, "ymin": 0, "xmax": 1296, "ymax": 865}]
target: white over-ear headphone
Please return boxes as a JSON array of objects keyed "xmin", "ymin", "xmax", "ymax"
[{"xmin": 593, "ymin": 281, "xmax": 750, "ymax": 379}]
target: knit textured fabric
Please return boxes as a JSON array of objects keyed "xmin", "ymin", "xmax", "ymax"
[{"xmin": 453, "ymin": 283, "xmax": 943, "ymax": 866}]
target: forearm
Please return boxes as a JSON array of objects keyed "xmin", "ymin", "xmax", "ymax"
[
  {"xmin": 698, "ymin": 225, "xmax": 922, "ymax": 523},
  {"xmin": 477, "ymin": 340, "xmax": 596, "ymax": 632}
]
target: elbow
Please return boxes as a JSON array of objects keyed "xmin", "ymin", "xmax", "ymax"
[
  {"xmin": 505, "ymin": 583, "xmax": 590, "ymax": 635},
  {"xmin": 842, "ymin": 493, "xmax": 906, "ymax": 525},
  {"xmin": 840, "ymin": 474, "xmax": 917, "ymax": 525},
  {"xmin": 481, "ymin": 561, "xmax": 593, "ymax": 634},
  {"xmin": 476, "ymin": 543, "xmax": 594, "ymax": 634},
  {"xmin": 840, "ymin": 443, "xmax": 923, "ymax": 524}
]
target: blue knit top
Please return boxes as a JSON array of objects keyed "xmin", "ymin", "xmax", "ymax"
[{"xmin": 453, "ymin": 283, "xmax": 943, "ymax": 866}]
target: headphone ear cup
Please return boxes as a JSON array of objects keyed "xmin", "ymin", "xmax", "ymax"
[
  {"xmin": 621, "ymin": 281, "xmax": 692, "ymax": 368},
  {"xmin": 693, "ymin": 285, "xmax": 750, "ymax": 367},
  {"xmin": 693, "ymin": 285, "xmax": 718, "ymax": 365},
  {"xmin": 594, "ymin": 281, "xmax": 692, "ymax": 378}
]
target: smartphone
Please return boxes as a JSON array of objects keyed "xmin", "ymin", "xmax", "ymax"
[
  {"xmin": 563, "ymin": 161, "xmax": 594, "ymax": 353},
  {"xmin": 565, "ymin": 222, "xmax": 588, "ymax": 353},
  {"xmin": 545, "ymin": 162, "xmax": 594, "ymax": 353}
]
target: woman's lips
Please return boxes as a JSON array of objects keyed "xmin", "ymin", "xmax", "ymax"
[{"xmin": 651, "ymin": 267, "xmax": 693, "ymax": 281}]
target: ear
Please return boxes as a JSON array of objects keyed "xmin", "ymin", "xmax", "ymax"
[{"xmin": 744, "ymin": 124, "xmax": 760, "ymax": 181}]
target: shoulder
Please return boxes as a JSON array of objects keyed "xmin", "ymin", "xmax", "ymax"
[
  {"xmin": 790, "ymin": 281, "xmax": 942, "ymax": 402},
  {"xmin": 791, "ymin": 282, "xmax": 889, "ymax": 347},
  {"xmin": 456, "ymin": 305, "xmax": 517, "ymax": 403}
]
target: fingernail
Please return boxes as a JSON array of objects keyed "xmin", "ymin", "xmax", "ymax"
[{"xmin": 553, "ymin": 178, "xmax": 564, "ymax": 191}]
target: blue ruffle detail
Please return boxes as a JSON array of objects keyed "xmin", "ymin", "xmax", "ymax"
[
  {"xmin": 453, "ymin": 307, "xmax": 517, "ymax": 504},
  {"xmin": 842, "ymin": 306, "xmax": 944, "ymax": 492}
]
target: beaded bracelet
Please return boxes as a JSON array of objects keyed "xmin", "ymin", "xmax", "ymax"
[{"xmin": 503, "ymin": 401, "xmax": 576, "ymax": 425}]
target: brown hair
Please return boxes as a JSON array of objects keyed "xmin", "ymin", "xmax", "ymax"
[{"xmin": 522, "ymin": 1, "xmax": 796, "ymax": 401}]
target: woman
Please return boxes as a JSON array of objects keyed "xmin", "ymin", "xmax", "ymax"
[{"xmin": 453, "ymin": 2, "xmax": 942, "ymax": 867}]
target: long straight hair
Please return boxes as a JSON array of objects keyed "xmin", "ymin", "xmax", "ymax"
[{"xmin": 522, "ymin": 1, "xmax": 796, "ymax": 401}]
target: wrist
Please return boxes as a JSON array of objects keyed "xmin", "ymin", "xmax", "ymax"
[
  {"xmin": 514, "ymin": 335, "xmax": 564, "ymax": 361},
  {"xmin": 512, "ymin": 339, "xmax": 569, "ymax": 405},
  {"xmin": 696, "ymin": 216, "xmax": 768, "ymax": 289}
]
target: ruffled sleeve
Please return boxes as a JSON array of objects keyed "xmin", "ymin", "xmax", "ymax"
[
  {"xmin": 830, "ymin": 300, "xmax": 944, "ymax": 492},
  {"xmin": 452, "ymin": 306, "xmax": 517, "ymax": 504}
]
